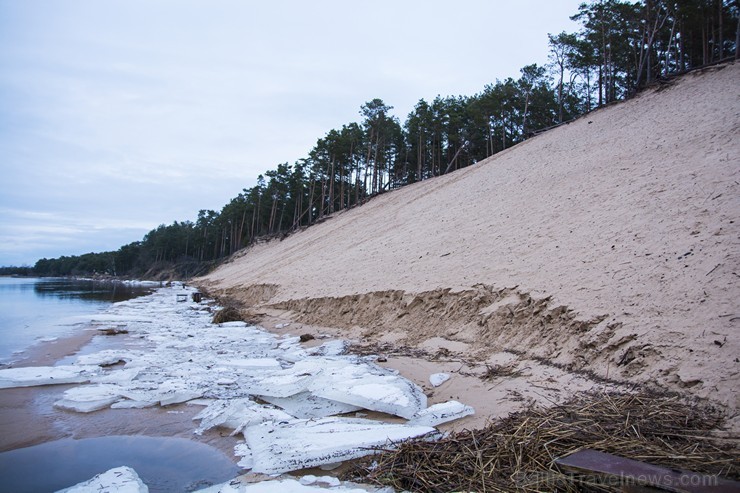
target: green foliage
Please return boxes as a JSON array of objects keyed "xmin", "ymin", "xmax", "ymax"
[
  {"xmin": 0, "ymin": 266, "xmax": 34, "ymax": 276},
  {"xmin": 30, "ymin": 0, "xmax": 735, "ymax": 279}
]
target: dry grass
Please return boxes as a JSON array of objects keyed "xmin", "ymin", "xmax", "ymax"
[
  {"xmin": 480, "ymin": 363, "xmax": 523, "ymax": 381},
  {"xmin": 344, "ymin": 391, "xmax": 738, "ymax": 492}
]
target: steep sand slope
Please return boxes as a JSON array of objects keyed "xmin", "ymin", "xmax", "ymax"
[{"xmin": 201, "ymin": 64, "xmax": 739, "ymax": 414}]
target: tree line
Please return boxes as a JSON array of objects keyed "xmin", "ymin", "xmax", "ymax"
[{"xmin": 27, "ymin": 0, "xmax": 739, "ymax": 278}]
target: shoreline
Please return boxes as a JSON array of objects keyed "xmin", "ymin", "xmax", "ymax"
[
  {"xmin": 0, "ymin": 302, "xmax": 240, "ymax": 459},
  {"xmin": 2, "ymin": 284, "xmax": 736, "ymax": 491}
]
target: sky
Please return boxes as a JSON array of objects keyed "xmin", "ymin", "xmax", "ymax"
[{"xmin": 0, "ymin": 0, "xmax": 584, "ymax": 266}]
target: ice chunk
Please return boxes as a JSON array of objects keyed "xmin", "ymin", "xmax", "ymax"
[
  {"xmin": 76, "ymin": 350, "xmax": 140, "ymax": 366},
  {"xmin": 244, "ymin": 417, "xmax": 436, "ymax": 474},
  {"xmin": 258, "ymin": 392, "xmax": 362, "ymax": 419},
  {"xmin": 310, "ymin": 371, "xmax": 427, "ymax": 419},
  {"xmin": 407, "ymin": 400, "xmax": 475, "ymax": 427},
  {"xmin": 115, "ymin": 388, "xmax": 162, "ymax": 408},
  {"xmin": 218, "ymin": 321, "xmax": 249, "ymax": 328},
  {"xmin": 429, "ymin": 373, "xmax": 450, "ymax": 387},
  {"xmin": 193, "ymin": 398, "xmax": 293, "ymax": 435},
  {"xmin": 299, "ymin": 475, "xmax": 340, "ymax": 487},
  {"xmin": 306, "ymin": 340, "xmax": 346, "ymax": 356},
  {"xmin": 93, "ymin": 368, "xmax": 141, "ymax": 385},
  {"xmin": 234, "ymin": 442, "xmax": 254, "ymax": 469},
  {"xmin": 0, "ymin": 365, "xmax": 99, "ymax": 389},
  {"xmin": 111, "ymin": 400, "xmax": 157, "ymax": 409},
  {"xmin": 247, "ymin": 369, "xmax": 315, "ymax": 398},
  {"xmin": 157, "ymin": 381, "xmax": 203, "ymax": 406},
  {"xmin": 54, "ymin": 384, "xmax": 124, "ymax": 413},
  {"xmin": 220, "ymin": 358, "xmax": 282, "ymax": 370},
  {"xmin": 88, "ymin": 314, "xmax": 156, "ymax": 323},
  {"xmin": 194, "ymin": 477, "xmax": 379, "ymax": 492},
  {"xmin": 56, "ymin": 466, "xmax": 148, "ymax": 493}
]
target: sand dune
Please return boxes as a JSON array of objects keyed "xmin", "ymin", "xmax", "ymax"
[{"xmin": 200, "ymin": 63, "xmax": 739, "ymax": 420}]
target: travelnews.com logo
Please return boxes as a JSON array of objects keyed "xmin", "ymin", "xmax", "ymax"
[{"xmin": 515, "ymin": 471, "xmax": 722, "ymax": 489}]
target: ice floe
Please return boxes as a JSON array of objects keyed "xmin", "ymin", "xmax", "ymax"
[
  {"xmin": 54, "ymin": 384, "xmax": 125, "ymax": 413},
  {"xmin": 407, "ymin": 400, "xmax": 475, "ymax": 427},
  {"xmin": 6, "ymin": 284, "xmax": 474, "ymax": 484},
  {"xmin": 195, "ymin": 476, "xmax": 390, "ymax": 492},
  {"xmin": 193, "ymin": 398, "xmax": 292, "ymax": 435},
  {"xmin": 0, "ymin": 365, "xmax": 99, "ymax": 389},
  {"xmin": 56, "ymin": 466, "xmax": 148, "ymax": 493},
  {"xmin": 244, "ymin": 417, "xmax": 436, "ymax": 474}
]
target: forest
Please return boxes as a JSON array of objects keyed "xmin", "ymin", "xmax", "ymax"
[{"xmin": 28, "ymin": 0, "xmax": 739, "ymax": 278}]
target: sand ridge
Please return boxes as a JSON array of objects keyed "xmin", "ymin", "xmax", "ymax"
[{"xmin": 200, "ymin": 64, "xmax": 740, "ymax": 420}]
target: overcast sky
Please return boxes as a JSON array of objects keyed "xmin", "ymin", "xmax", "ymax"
[{"xmin": 0, "ymin": 0, "xmax": 583, "ymax": 266}]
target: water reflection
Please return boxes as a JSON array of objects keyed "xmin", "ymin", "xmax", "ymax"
[
  {"xmin": 0, "ymin": 277, "xmax": 159, "ymax": 362},
  {"xmin": 31, "ymin": 278, "xmax": 158, "ymax": 303},
  {"xmin": 0, "ymin": 435, "xmax": 240, "ymax": 492}
]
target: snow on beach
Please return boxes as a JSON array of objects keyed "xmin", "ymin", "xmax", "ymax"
[{"xmin": 0, "ymin": 284, "xmax": 473, "ymax": 491}]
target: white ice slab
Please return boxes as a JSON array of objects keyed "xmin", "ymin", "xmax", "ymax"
[
  {"xmin": 93, "ymin": 368, "xmax": 141, "ymax": 385},
  {"xmin": 407, "ymin": 400, "xmax": 475, "ymax": 427},
  {"xmin": 258, "ymin": 392, "xmax": 362, "ymax": 419},
  {"xmin": 218, "ymin": 321, "xmax": 249, "ymax": 328},
  {"xmin": 306, "ymin": 340, "xmax": 346, "ymax": 356},
  {"xmin": 246, "ymin": 361, "xmax": 322, "ymax": 398},
  {"xmin": 299, "ymin": 475, "xmax": 340, "ymax": 487},
  {"xmin": 244, "ymin": 417, "xmax": 436, "ymax": 474},
  {"xmin": 76, "ymin": 350, "xmax": 141, "ymax": 366},
  {"xmin": 0, "ymin": 365, "xmax": 99, "ymax": 389},
  {"xmin": 56, "ymin": 466, "xmax": 148, "ymax": 493},
  {"xmin": 234, "ymin": 442, "xmax": 254, "ymax": 469},
  {"xmin": 194, "ymin": 477, "xmax": 380, "ymax": 493},
  {"xmin": 220, "ymin": 358, "xmax": 282, "ymax": 370},
  {"xmin": 157, "ymin": 381, "xmax": 203, "ymax": 406},
  {"xmin": 54, "ymin": 384, "xmax": 124, "ymax": 413},
  {"xmin": 310, "ymin": 371, "xmax": 427, "ymax": 419},
  {"xmin": 193, "ymin": 398, "xmax": 293, "ymax": 435},
  {"xmin": 429, "ymin": 372, "xmax": 450, "ymax": 387}
]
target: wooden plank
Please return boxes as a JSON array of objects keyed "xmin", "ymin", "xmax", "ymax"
[{"xmin": 555, "ymin": 449, "xmax": 740, "ymax": 493}]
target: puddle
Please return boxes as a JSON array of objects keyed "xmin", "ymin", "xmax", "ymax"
[{"xmin": 0, "ymin": 435, "xmax": 240, "ymax": 492}]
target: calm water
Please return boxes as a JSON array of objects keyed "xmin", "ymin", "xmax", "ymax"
[
  {"xmin": 0, "ymin": 435, "xmax": 240, "ymax": 492},
  {"xmin": 0, "ymin": 277, "xmax": 156, "ymax": 363}
]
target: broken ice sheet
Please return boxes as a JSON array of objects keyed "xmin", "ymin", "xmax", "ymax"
[
  {"xmin": 306, "ymin": 340, "xmax": 346, "ymax": 356},
  {"xmin": 0, "ymin": 365, "xmax": 99, "ymax": 389},
  {"xmin": 257, "ymin": 392, "xmax": 362, "ymax": 419},
  {"xmin": 219, "ymin": 358, "xmax": 282, "ymax": 371},
  {"xmin": 407, "ymin": 400, "xmax": 475, "ymax": 427},
  {"xmin": 310, "ymin": 367, "xmax": 427, "ymax": 419},
  {"xmin": 75, "ymin": 349, "xmax": 143, "ymax": 367},
  {"xmin": 56, "ymin": 466, "xmax": 148, "ymax": 493},
  {"xmin": 195, "ymin": 477, "xmax": 387, "ymax": 493},
  {"xmin": 54, "ymin": 384, "xmax": 124, "ymax": 413},
  {"xmin": 234, "ymin": 442, "xmax": 254, "ymax": 469},
  {"xmin": 243, "ymin": 417, "xmax": 436, "ymax": 474},
  {"xmin": 193, "ymin": 398, "xmax": 292, "ymax": 435}
]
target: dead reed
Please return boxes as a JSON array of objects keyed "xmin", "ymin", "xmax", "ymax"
[{"xmin": 344, "ymin": 391, "xmax": 738, "ymax": 492}]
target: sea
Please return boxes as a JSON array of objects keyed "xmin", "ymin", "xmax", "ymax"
[{"xmin": 0, "ymin": 277, "xmax": 157, "ymax": 363}]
